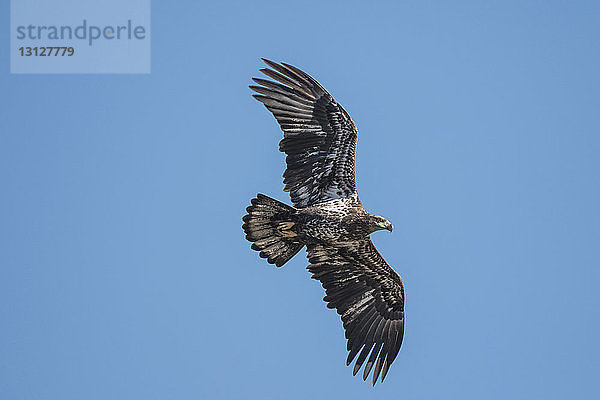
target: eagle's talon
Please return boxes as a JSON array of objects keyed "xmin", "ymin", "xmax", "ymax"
[
  {"xmin": 280, "ymin": 230, "xmax": 297, "ymax": 238},
  {"xmin": 277, "ymin": 221, "xmax": 297, "ymax": 237},
  {"xmin": 277, "ymin": 221, "xmax": 295, "ymax": 230}
]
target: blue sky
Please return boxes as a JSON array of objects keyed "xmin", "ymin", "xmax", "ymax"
[{"xmin": 1, "ymin": 1, "xmax": 599, "ymax": 399}]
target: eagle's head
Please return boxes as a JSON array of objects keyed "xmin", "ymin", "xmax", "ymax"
[{"xmin": 368, "ymin": 214, "xmax": 393, "ymax": 234}]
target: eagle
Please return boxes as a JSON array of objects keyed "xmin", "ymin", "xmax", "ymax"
[{"xmin": 242, "ymin": 59, "xmax": 405, "ymax": 385}]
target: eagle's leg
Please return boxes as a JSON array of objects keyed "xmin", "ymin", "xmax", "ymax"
[{"xmin": 277, "ymin": 221, "xmax": 297, "ymax": 238}]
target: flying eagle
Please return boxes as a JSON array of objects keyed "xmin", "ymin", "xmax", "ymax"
[{"xmin": 242, "ymin": 59, "xmax": 404, "ymax": 385}]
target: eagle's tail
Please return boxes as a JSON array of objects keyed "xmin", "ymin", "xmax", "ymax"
[{"xmin": 242, "ymin": 193, "xmax": 304, "ymax": 267}]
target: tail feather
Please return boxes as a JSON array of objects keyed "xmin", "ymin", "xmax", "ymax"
[{"xmin": 242, "ymin": 194, "xmax": 304, "ymax": 267}]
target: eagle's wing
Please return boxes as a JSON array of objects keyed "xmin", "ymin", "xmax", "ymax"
[
  {"xmin": 250, "ymin": 59, "xmax": 357, "ymax": 208},
  {"xmin": 307, "ymin": 240, "xmax": 405, "ymax": 385}
]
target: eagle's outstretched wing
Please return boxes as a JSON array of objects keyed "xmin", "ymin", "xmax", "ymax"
[
  {"xmin": 250, "ymin": 59, "xmax": 357, "ymax": 208},
  {"xmin": 307, "ymin": 240, "xmax": 405, "ymax": 385}
]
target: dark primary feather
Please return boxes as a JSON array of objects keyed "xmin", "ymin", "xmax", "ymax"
[
  {"xmin": 250, "ymin": 59, "xmax": 358, "ymax": 208},
  {"xmin": 307, "ymin": 240, "xmax": 405, "ymax": 385}
]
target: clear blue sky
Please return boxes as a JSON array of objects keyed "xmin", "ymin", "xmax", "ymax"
[{"xmin": 1, "ymin": 1, "xmax": 599, "ymax": 399}]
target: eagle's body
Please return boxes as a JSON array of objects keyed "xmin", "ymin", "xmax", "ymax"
[
  {"xmin": 294, "ymin": 195, "xmax": 382, "ymax": 242},
  {"xmin": 242, "ymin": 60, "xmax": 405, "ymax": 385}
]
